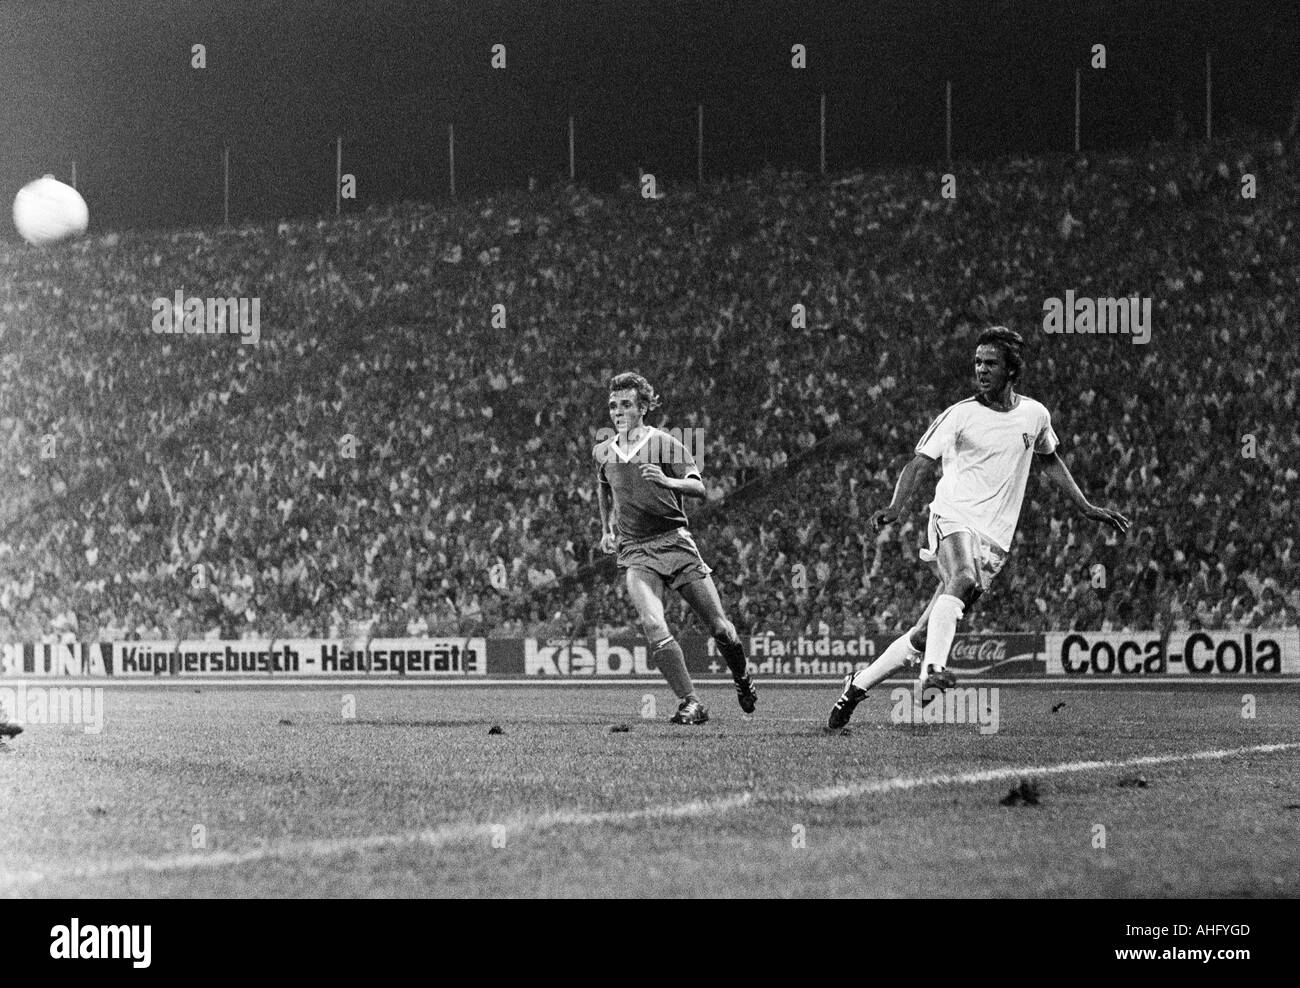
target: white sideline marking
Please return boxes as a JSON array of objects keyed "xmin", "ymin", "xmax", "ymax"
[
  {"xmin": 795, "ymin": 742, "xmax": 1300, "ymax": 803},
  {"xmin": 2, "ymin": 741, "xmax": 1295, "ymax": 887}
]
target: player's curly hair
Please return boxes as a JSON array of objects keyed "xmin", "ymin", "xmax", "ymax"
[
  {"xmin": 976, "ymin": 325, "xmax": 1026, "ymax": 383},
  {"xmin": 608, "ymin": 371, "xmax": 662, "ymax": 413}
]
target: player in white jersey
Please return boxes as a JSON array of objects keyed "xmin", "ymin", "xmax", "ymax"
[{"xmin": 828, "ymin": 326, "xmax": 1129, "ymax": 728}]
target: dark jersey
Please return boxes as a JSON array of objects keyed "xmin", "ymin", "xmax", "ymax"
[{"xmin": 595, "ymin": 427, "xmax": 702, "ymax": 542}]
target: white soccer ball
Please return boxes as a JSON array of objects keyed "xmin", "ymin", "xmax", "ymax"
[{"xmin": 13, "ymin": 175, "xmax": 89, "ymax": 246}]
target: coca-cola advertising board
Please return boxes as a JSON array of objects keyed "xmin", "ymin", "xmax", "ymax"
[{"xmin": 944, "ymin": 634, "xmax": 1045, "ymax": 675}]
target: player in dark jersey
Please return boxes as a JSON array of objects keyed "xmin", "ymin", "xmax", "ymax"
[
  {"xmin": 595, "ymin": 372, "xmax": 757, "ymax": 724},
  {"xmin": 0, "ymin": 701, "xmax": 20, "ymax": 740}
]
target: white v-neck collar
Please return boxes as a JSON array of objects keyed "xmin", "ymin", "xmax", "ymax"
[{"xmin": 609, "ymin": 427, "xmax": 655, "ymax": 462}]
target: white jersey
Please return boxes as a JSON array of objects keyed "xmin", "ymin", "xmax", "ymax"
[{"xmin": 914, "ymin": 394, "xmax": 1058, "ymax": 552}]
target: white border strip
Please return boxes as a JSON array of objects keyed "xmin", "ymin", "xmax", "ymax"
[
  {"xmin": 3, "ymin": 741, "xmax": 1295, "ymax": 887},
  {"xmin": 2, "ymin": 677, "xmax": 1299, "ymax": 687}
]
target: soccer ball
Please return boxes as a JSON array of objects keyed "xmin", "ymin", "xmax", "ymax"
[{"xmin": 13, "ymin": 175, "xmax": 89, "ymax": 246}]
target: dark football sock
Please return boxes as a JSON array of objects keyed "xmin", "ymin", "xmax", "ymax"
[
  {"xmin": 652, "ymin": 636, "xmax": 695, "ymax": 700},
  {"xmin": 713, "ymin": 632, "xmax": 749, "ymax": 680}
]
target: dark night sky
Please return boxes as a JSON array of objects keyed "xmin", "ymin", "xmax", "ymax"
[{"xmin": 1, "ymin": 0, "xmax": 1296, "ymax": 232}]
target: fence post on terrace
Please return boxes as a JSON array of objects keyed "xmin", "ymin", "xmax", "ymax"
[
  {"xmin": 820, "ymin": 93, "xmax": 826, "ymax": 174},
  {"xmin": 448, "ymin": 123, "xmax": 456, "ymax": 198},
  {"xmin": 569, "ymin": 114, "xmax": 575, "ymax": 181},
  {"xmin": 946, "ymin": 80, "xmax": 954, "ymax": 164},
  {"xmin": 1205, "ymin": 50, "xmax": 1212, "ymax": 141},
  {"xmin": 335, "ymin": 136, "xmax": 342, "ymax": 216},
  {"xmin": 70, "ymin": 160, "xmax": 77, "ymax": 189},
  {"xmin": 222, "ymin": 147, "xmax": 230, "ymax": 227},
  {"xmin": 697, "ymin": 103, "xmax": 704, "ymax": 186},
  {"xmin": 1074, "ymin": 68, "xmax": 1081, "ymax": 152}
]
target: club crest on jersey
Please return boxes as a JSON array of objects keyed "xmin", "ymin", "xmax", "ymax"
[{"xmin": 1022, "ymin": 433, "xmax": 1033, "ymax": 450}]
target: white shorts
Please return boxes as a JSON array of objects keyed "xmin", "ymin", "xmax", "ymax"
[{"xmin": 919, "ymin": 513, "xmax": 1009, "ymax": 590}]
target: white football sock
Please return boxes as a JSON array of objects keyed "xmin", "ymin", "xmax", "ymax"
[
  {"xmin": 921, "ymin": 594, "xmax": 965, "ymax": 676},
  {"xmin": 852, "ymin": 632, "xmax": 922, "ymax": 692}
]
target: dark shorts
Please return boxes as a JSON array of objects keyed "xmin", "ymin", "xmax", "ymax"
[{"xmin": 618, "ymin": 528, "xmax": 713, "ymax": 591}]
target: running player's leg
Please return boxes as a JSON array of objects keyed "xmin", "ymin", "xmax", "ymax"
[
  {"xmin": 677, "ymin": 574, "xmax": 758, "ymax": 711},
  {"xmin": 906, "ymin": 582, "xmax": 944, "ymax": 651},
  {"xmin": 845, "ymin": 549, "xmax": 949, "ymax": 699},
  {"xmin": 848, "ymin": 583, "xmax": 944, "ymax": 695},
  {"xmin": 828, "ymin": 581, "xmax": 947, "ymax": 727},
  {"xmin": 625, "ymin": 567, "xmax": 699, "ymax": 709},
  {"xmin": 909, "ymin": 580, "xmax": 984, "ymax": 652},
  {"xmin": 830, "ymin": 565, "xmax": 949, "ymax": 727},
  {"xmin": 677, "ymin": 575, "xmax": 749, "ymax": 679},
  {"xmin": 922, "ymin": 529, "xmax": 981, "ymax": 679}
]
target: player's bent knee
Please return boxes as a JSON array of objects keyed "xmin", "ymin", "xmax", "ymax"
[
  {"xmin": 711, "ymin": 621, "xmax": 737, "ymax": 644},
  {"xmin": 946, "ymin": 570, "xmax": 979, "ymax": 601},
  {"xmin": 643, "ymin": 622, "xmax": 671, "ymax": 644}
]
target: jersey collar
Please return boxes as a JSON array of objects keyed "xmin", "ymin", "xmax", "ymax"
[{"xmin": 609, "ymin": 428, "xmax": 655, "ymax": 462}]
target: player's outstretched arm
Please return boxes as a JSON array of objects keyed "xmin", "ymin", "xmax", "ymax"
[
  {"xmin": 872, "ymin": 453, "xmax": 936, "ymax": 531},
  {"xmin": 639, "ymin": 464, "xmax": 706, "ymax": 499},
  {"xmin": 597, "ymin": 473, "xmax": 617, "ymax": 553},
  {"xmin": 1035, "ymin": 450, "xmax": 1130, "ymax": 535}
]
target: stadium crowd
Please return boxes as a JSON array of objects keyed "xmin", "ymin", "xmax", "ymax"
[{"xmin": 1, "ymin": 138, "xmax": 1297, "ymax": 642}]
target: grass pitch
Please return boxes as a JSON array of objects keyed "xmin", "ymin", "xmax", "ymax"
[{"xmin": 1, "ymin": 682, "xmax": 1297, "ymax": 897}]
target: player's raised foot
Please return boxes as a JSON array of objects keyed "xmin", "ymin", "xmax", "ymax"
[
  {"xmin": 669, "ymin": 697, "xmax": 710, "ymax": 725},
  {"xmin": 827, "ymin": 674, "xmax": 868, "ymax": 729},
  {"xmin": 0, "ymin": 721, "xmax": 23, "ymax": 739},
  {"xmin": 734, "ymin": 674, "xmax": 758, "ymax": 714},
  {"xmin": 920, "ymin": 666, "xmax": 958, "ymax": 707}
]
